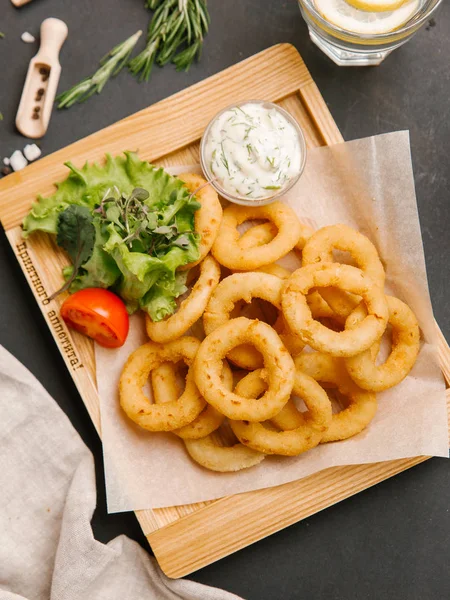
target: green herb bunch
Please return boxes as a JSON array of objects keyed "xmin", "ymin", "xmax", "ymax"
[
  {"xmin": 129, "ymin": 0, "xmax": 210, "ymax": 81},
  {"xmin": 57, "ymin": 31, "xmax": 142, "ymax": 108},
  {"xmin": 56, "ymin": 1, "xmax": 210, "ymax": 109}
]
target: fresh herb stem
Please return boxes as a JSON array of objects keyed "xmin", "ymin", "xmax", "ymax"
[
  {"xmin": 220, "ymin": 142, "xmax": 230, "ymax": 175},
  {"xmin": 57, "ymin": 31, "xmax": 142, "ymax": 109},
  {"xmin": 244, "ymin": 126, "xmax": 255, "ymax": 140},
  {"xmin": 48, "ymin": 273, "xmax": 76, "ymax": 301},
  {"xmin": 237, "ymin": 106, "xmax": 252, "ymax": 119},
  {"xmin": 130, "ymin": 0, "xmax": 209, "ymax": 81},
  {"xmin": 128, "ymin": 38, "xmax": 160, "ymax": 82}
]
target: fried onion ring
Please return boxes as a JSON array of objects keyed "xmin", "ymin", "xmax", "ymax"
[
  {"xmin": 255, "ymin": 263, "xmax": 292, "ymax": 280},
  {"xmin": 194, "ymin": 317, "xmax": 295, "ymax": 421},
  {"xmin": 238, "ymin": 222, "xmax": 278, "ymax": 249},
  {"xmin": 282, "ymin": 263, "xmax": 389, "ymax": 357},
  {"xmin": 231, "ymin": 367, "xmax": 315, "ymax": 431},
  {"xmin": 203, "ymin": 272, "xmax": 301, "ymax": 369},
  {"xmin": 302, "ymin": 224, "xmax": 385, "ymax": 318},
  {"xmin": 151, "ymin": 360, "xmax": 233, "ymax": 439},
  {"xmin": 241, "ymin": 263, "xmax": 305, "ymax": 356},
  {"xmin": 145, "ymin": 255, "xmax": 221, "ymax": 343},
  {"xmin": 230, "ymin": 368, "xmax": 332, "ymax": 456},
  {"xmin": 212, "ymin": 202, "xmax": 303, "ymax": 270},
  {"xmin": 255, "ymin": 264, "xmax": 338, "ymax": 333},
  {"xmin": 238, "ymin": 220, "xmax": 314, "ymax": 252},
  {"xmin": 178, "ymin": 173, "xmax": 223, "ymax": 269},
  {"xmin": 344, "ymin": 296, "xmax": 420, "ymax": 391},
  {"xmin": 184, "ymin": 431, "xmax": 265, "ymax": 472},
  {"xmin": 119, "ymin": 336, "xmax": 205, "ymax": 432},
  {"xmin": 238, "ymin": 225, "xmax": 340, "ymax": 325},
  {"xmin": 273, "ymin": 314, "xmax": 305, "ymax": 357},
  {"xmin": 307, "ymin": 288, "xmax": 340, "ymax": 320},
  {"xmin": 295, "ymin": 352, "xmax": 377, "ymax": 442},
  {"xmin": 230, "ymin": 297, "xmax": 276, "ymax": 323}
]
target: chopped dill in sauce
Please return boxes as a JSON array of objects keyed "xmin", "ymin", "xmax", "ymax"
[{"xmin": 204, "ymin": 102, "xmax": 302, "ymax": 200}]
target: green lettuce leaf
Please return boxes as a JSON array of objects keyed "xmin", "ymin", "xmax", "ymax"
[
  {"xmin": 103, "ymin": 223, "xmax": 198, "ymax": 316},
  {"xmin": 22, "ymin": 151, "xmax": 196, "ymax": 237},
  {"xmin": 68, "ymin": 218, "xmax": 121, "ymax": 292},
  {"xmin": 141, "ymin": 271, "xmax": 188, "ymax": 322},
  {"xmin": 104, "ymin": 223, "xmax": 167, "ymax": 312}
]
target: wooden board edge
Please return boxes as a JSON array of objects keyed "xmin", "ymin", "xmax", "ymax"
[
  {"xmin": 148, "ymin": 455, "xmax": 431, "ymax": 578},
  {"xmin": 436, "ymin": 322, "xmax": 450, "ymax": 385},
  {"xmin": 298, "ymin": 81, "xmax": 344, "ymax": 146},
  {"xmin": 149, "ymin": 386, "xmax": 450, "ymax": 578},
  {"xmin": 148, "ymin": 453, "xmax": 439, "ymax": 578}
]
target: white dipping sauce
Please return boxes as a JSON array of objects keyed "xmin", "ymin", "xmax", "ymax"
[{"xmin": 203, "ymin": 103, "xmax": 302, "ymax": 200}]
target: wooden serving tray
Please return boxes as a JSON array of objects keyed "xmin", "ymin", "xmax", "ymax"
[{"xmin": 1, "ymin": 44, "xmax": 449, "ymax": 578}]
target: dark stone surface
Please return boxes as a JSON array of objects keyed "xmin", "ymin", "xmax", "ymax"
[{"xmin": 0, "ymin": 1, "xmax": 448, "ymax": 598}]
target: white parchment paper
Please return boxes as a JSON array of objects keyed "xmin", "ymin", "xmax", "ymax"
[{"xmin": 96, "ymin": 132, "xmax": 448, "ymax": 512}]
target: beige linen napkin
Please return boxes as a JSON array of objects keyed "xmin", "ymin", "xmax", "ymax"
[{"xmin": 0, "ymin": 345, "xmax": 243, "ymax": 600}]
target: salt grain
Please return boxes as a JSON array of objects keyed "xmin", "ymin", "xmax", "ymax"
[
  {"xmin": 23, "ymin": 144, "xmax": 42, "ymax": 162},
  {"xmin": 10, "ymin": 150, "xmax": 28, "ymax": 171},
  {"xmin": 21, "ymin": 32, "xmax": 36, "ymax": 44}
]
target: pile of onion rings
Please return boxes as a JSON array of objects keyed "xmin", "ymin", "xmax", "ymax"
[{"xmin": 119, "ymin": 174, "xmax": 421, "ymax": 472}]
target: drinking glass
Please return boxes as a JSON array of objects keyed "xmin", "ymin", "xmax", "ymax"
[{"xmin": 298, "ymin": 0, "xmax": 443, "ymax": 66}]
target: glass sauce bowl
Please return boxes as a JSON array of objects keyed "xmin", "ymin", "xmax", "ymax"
[{"xmin": 200, "ymin": 100, "xmax": 307, "ymax": 206}]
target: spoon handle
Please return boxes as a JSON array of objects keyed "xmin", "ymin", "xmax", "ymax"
[{"xmin": 37, "ymin": 18, "xmax": 69, "ymax": 66}]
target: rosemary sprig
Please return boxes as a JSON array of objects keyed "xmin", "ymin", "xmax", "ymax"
[
  {"xmin": 57, "ymin": 31, "xmax": 142, "ymax": 109},
  {"xmin": 130, "ymin": 0, "xmax": 209, "ymax": 82},
  {"xmin": 129, "ymin": 0, "xmax": 176, "ymax": 81},
  {"xmin": 128, "ymin": 38, "xmax": 160, "ymax": 82}
]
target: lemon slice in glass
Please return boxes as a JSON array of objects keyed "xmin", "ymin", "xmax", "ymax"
[
  {"xmin": 345, "ymin": 0, "xmax": 409, "ymax": 11},
  {"xmin": 314, "ymin": 0, "xmax": 420, "ymax": 34}
]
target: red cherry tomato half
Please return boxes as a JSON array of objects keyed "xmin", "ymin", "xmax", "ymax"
[{"xmin": 60, "ymin": 288, "xmax": 129, "ymax": 348}]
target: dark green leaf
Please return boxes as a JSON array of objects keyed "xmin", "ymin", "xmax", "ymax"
[
  {"xmin": 56, "ymin": 205, "xmax": 95, "ymax": 264},
  {"xmin": 49, "ymin": 206, "xmax": 95, "ymax": 299}
]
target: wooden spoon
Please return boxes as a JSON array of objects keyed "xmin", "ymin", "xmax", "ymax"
[{"xmin": 16, "ymin": 18, "xmax": 68, "ymax": 139}]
